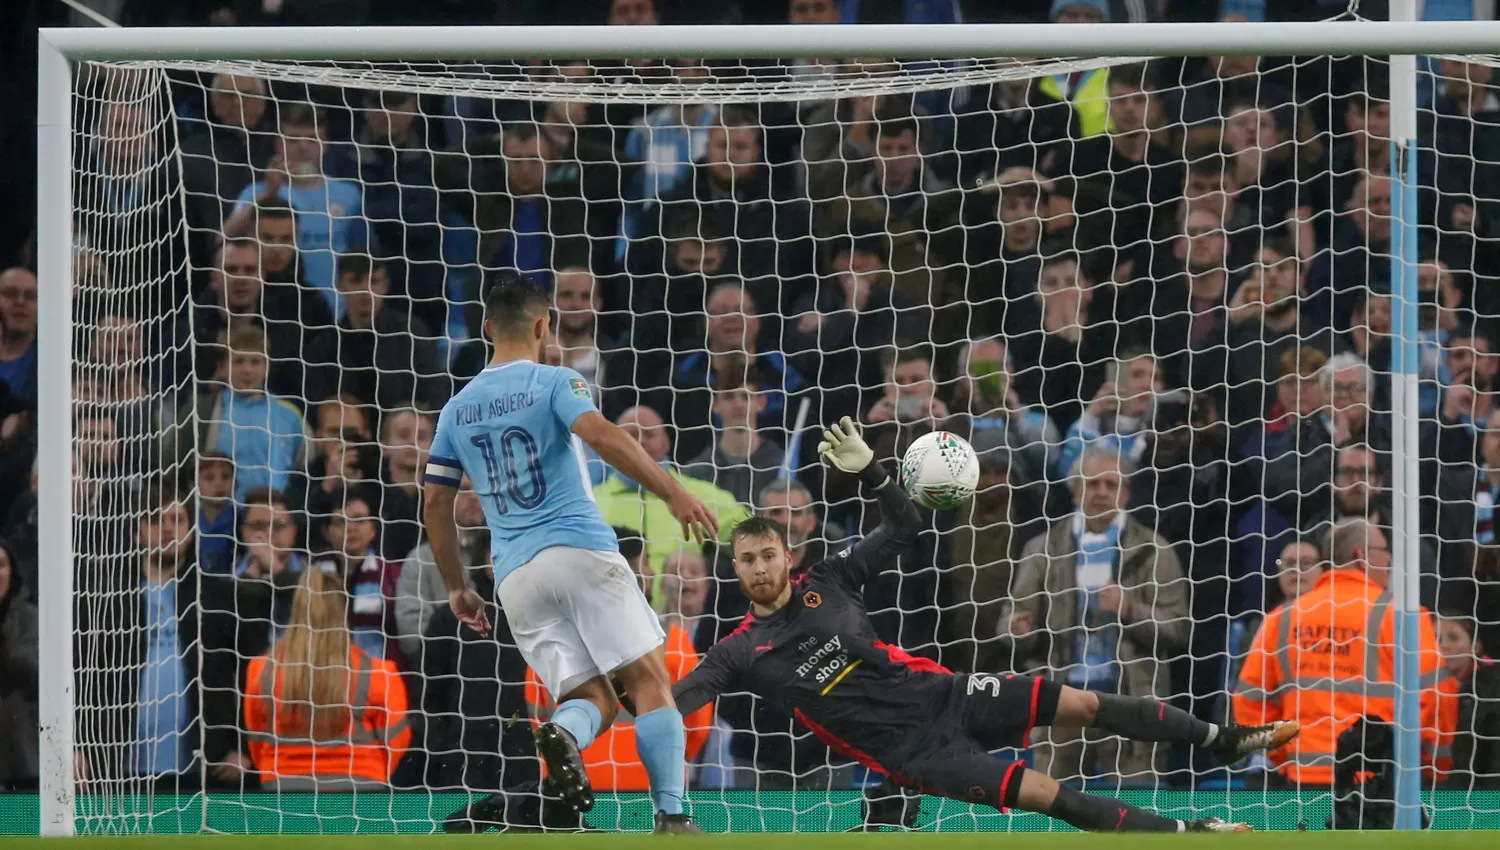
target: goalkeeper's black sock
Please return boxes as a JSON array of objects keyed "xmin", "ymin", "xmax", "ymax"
[
  {"xmin": 1046, "ymin": 784, "xmax": 1184, "ymax": 833},
  {"xmin": 1094, "ymin": 693, "xmax": 1219, "ymax": 748}
]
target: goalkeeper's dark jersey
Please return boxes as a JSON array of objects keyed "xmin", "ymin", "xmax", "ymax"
[{"xmin": 673, "ymin": 465, "xmax": 948, "ymax": 767}]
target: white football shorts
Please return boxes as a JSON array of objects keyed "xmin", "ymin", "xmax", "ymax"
[{"xmin": 496, "ymin": 545, "xmax": 666, "ymax": 699}]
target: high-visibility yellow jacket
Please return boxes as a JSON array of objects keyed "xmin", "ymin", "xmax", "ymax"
[
  {"xmin": 1232, "ymin": 568, "xmax": 1441, "ymax": 784},
  {"xmin": 1036, "ymin": 68, "xmax": 1111, "ymax": 137},
  {"xmin": 593, "ymin": 468, "xmax": 749, "ymax": 574}
]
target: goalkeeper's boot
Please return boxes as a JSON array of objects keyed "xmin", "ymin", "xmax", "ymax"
[
  {"xmin": 1210, "ymin": 720, "xmax": 1301, "ymax": 765},
  {"xmin": 1190, "ymin": 817, "xmax": 1254, "ymax": 833},
  {"xmin": 534, "ymin": 722, "xmax": 594, "ymax": 813},
  {"xmin": 654, "ymin": 811, "xmax": 705, "ymax": 834}
]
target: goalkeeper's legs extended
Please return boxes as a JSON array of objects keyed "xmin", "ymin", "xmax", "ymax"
[
  {"xmin": 1050, "ymin": 686, "xmax": 1300, "ymax": 764},
  {"xmin": 898, "ymin": 745, "xmax": 1205, "ymax": 832},
  {"xmin": 1052, "ymin": 687, "xmax": 1218, "ymax": 748},
  {"xmin": 961, "ymin": 674, "xmax": 1299, "ymax": 766}
]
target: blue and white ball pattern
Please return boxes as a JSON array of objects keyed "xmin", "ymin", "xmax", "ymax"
[{"xmin": 900, "ymin": 431, "xmax": 980, "ymax": 510}]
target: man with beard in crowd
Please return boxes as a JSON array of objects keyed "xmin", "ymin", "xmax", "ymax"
[{"xmin": 1429, "ymin": 322, "xmax": 1500, "ymax": 466}]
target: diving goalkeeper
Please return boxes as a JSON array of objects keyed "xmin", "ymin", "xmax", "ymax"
[{"xmin": 673, "ymin": 418, "xmax": 1298, "ymax": 833}]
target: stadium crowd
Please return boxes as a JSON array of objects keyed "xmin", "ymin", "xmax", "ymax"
[{"xmin": 1, "ymin": 0, "xmax": 1499, "ymax": 808}]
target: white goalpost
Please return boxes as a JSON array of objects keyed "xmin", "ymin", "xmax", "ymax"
[{"xmin": 35, "ymin": 11, "xmax": 1497, "ymax": 836}]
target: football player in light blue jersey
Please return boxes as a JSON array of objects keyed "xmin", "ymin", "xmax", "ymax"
[{"xmin": 423, "ymin": 272, "xmax": 717, "ymax": 834}]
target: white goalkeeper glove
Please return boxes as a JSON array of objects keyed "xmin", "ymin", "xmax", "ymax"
[{"xmin": 818, "ymin": 416, "xmax": 874, "ymax": 475}]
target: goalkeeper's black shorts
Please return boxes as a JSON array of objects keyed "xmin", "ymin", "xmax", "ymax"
[{"xmin": 885, "ymin": 673, "xmax": 1062, "ymax": 811}]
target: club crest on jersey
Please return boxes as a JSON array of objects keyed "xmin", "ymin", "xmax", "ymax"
[
  {"xmin": 803, "ymin": 591, "xmax": 822, "ymax": 608},
  {"xmin": 968, "ymin": 785, "xmax": 986, "ymax": 802},
  {"xmin": 568, "ymin": 377, "xmax": 590, "ymax": 398}
]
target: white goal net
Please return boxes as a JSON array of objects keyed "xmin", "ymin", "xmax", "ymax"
[{"xmin": 59, "ymin": 34, "xmax": 1500, "ymax": 834}]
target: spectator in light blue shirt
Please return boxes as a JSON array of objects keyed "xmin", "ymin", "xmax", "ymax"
[
  {"xmin": 618, "ymin": 61, "xmax": 719, "ymax": 261},
  {"xmin": 225, "ymin": 103, "xmax": 364, "ymax": 314},
  {"xmin": 1056, "ymin": 349, "xmax": 1164, "ymax": 480},
  {"xmin": 195, "ymin": 323, "xmax": 310, "ymax": 502},
  {"xmin": 75, "ymin": 485, "xmax": 245, "ymax": 785},
  {"xmin": 137, "ymin": 572, "xmax": 194, "ymax": 778},
  {"xmin": 131, "ymin": 492, "xmax": 199, "ymax": 779}
]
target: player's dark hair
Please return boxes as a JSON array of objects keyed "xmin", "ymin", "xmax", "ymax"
[
  {"xmin": 729, "ymin": 516, "xmax": 789, "ymax": 551},
  {"xmin": 483, "ymin": 271, "xmax": 551, "ymax": 340}
]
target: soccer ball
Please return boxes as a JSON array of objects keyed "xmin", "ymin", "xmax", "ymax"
[{"xmin": 900, "ymin": 431, "xmax": 980, "ymax": 511}]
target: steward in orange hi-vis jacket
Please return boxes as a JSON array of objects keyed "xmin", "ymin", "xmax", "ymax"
[
  {"xmin": 1232, "ymin": 519, "xmax": 1441, "ymax": 784},
  {"xmin": 244, "ymin": 565, "xmax": 412, "ymax": 788}
]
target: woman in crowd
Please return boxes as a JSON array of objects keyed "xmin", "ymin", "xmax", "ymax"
[{"xmin": 243, "ymin": 564, "xmax": 411, "ymax": 790}]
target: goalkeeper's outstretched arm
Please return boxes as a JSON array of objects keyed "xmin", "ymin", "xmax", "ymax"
[
  {"xmin": 849, "ymin": 462, "xmax": 923, "ymax": 567},
  {"xmin": 818, "ymin": 417, "xmax": 923, "ymax": 574},
  {"xmin": 670, "ymin": 630, "xmax": 750, "ymax": 716}
]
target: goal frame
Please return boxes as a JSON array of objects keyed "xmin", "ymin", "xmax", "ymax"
[{"xmin": 36, "ymin": 8, "xmax": 1474, "ymax": 833}]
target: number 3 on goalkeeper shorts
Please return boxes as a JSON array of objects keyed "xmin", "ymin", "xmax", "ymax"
[{"xmin": 469, "ymin": 427, "xmax": 547, "ymax": 515}]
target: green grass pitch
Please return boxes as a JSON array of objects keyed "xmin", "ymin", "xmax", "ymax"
[{"xmin": 0, "ymin": 832, "xmax": 1496, "ymax": 848}]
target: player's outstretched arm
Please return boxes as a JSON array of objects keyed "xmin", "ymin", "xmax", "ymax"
[
  {"xmin": 671, "ymin": 641, "xmax": 743, "ymax": 716},
  {"xmin": 819, "ymin": 417, "xmax": 923, "ymax": 566},
  {"xmin": 422, "ymin": 476, "xmax": 491, "ymax": 637},
  {"xmin": 572, "ymin": 410, "xmax": 719, "ymax": 542}
]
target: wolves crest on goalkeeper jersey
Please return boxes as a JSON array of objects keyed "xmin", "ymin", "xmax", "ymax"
[{"xmin": 426, "ymin": 361, "xmax": 618, "ymax": 581}]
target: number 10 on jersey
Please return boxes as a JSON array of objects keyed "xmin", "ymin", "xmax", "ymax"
[{"xmin": 469, "ymin": 427, "xmax": 547, "ymax": 514}]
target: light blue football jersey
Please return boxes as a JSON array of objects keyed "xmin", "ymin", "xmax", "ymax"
[{"xmin": 426, "ymin": 360, "xmax": 619, "ymax": 583}]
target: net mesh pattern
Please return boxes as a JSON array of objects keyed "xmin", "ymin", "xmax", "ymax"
[{"xmin": 62, "ymin": 43, "xmax": 1500, "ymax": 833}]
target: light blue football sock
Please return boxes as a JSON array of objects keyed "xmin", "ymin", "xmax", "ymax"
[
  {"xmin": 634, "ymin": 706, "xmax": 687, "ymax": 816},
  {"xmin": 550, "ymin": 698, "xmax": 602, "ymax": 751}
]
